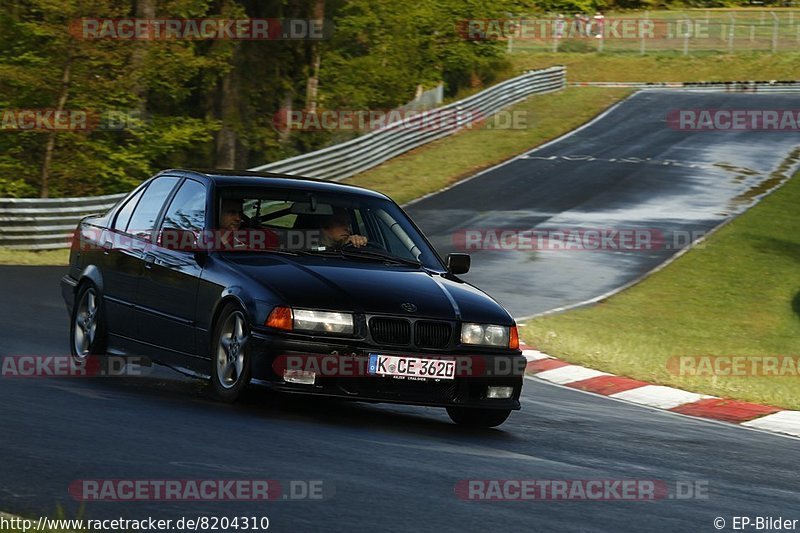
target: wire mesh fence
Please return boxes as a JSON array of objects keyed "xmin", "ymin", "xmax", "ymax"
[{"xmin": 492, "ymin": 10, "xmax": 800, "ymax": 54}]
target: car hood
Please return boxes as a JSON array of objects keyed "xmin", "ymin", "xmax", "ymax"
[{"xmin": 224, "ymin": 254, "xmax": 514, "ymax": 325}]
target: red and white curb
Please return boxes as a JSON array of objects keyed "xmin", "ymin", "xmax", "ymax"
[{"xmin": 521, "ymin": 346, "xmax": 800, "ymax": 439}]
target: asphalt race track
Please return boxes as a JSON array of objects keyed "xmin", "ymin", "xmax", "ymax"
[
  {"xmin": 3, "ymin": 92, "xmax": 800, "ymax": 532},
  {"xmin": 408, "ymin": 90, "xmax": 800, "ymax": 317},
  {"xmin": 1, "ymin": 267, "xmax": 799, "ymax": 531}
]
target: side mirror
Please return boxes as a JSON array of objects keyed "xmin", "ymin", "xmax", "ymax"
[{"xmin": 446, "ymin": 253, "xmax": 470, "ymax": 275}]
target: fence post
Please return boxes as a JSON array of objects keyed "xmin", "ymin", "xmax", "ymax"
[
  {"xmin": 770, "ymin": 12, "xmax": 779, "ymax": 53},
  {"xmin": 683, "ymin": 16, "xmax": 690, "ymax": 55},
  {"xmin": 640, "ymin": 11, "xmax": 648, "ymax": 55},
  {"xmin": 728, "ymin": 14, "xmax": 735, "ymax": 53}
]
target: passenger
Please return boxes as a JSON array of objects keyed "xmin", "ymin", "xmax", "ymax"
[
  {"xmin": 216, "ymin": 198, "xmax": 246, "ymax": 249},
  {"xmin": 220, "ymin": 198, "xmax": 244, "ymax": 232},
  {"xmin": 219, "ymin": 198, "xmax": 281, "ymax": 251}
]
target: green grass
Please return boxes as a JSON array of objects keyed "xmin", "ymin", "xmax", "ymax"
[
  {"xmin": 0, "ymin": 248, "xmax": 68, "ymax": 266},
  {"xmin": 510, "ymin": 51, "xmax": 800, "ymax": 82},
  {"xmin": 344, "ymin": 86, "xmax": 632, "ymax": 205},
  {"xmin": 520, "ymin": 164, "xmax": 800, "ymax": 411}
]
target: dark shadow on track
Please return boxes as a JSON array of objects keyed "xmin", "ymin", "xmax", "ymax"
[{"xmin": 55, "ymin": 366, "xmax": 520, "ymax": 442}]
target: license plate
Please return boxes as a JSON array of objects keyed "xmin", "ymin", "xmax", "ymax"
[{"xmin": 368, "ymin": 354, "xmax": 456, "ymax": 380}]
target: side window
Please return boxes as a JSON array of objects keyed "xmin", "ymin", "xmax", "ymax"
[
  {"xmin": 113, "ymin": 187, "xmax": 145, "ymax": 231},
  {"xmin": 126, "ymin": 176, "xmax": 180, "ymax": 240},
  {"xmin": 160, "ymin": 179, "xmax": 207, "ymax": 233}
]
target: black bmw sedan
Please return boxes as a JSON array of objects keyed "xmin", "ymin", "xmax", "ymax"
[{"xmin": 61, "ymin": 169, "xmax": 525, "ymax": 427}]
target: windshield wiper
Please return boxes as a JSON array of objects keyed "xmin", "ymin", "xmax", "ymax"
[{"xmin": 305, "ymin": 247, "xmax": 422, "ymax": 268}]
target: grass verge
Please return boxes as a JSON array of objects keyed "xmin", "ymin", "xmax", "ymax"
[
  {"xmin": 519, "ymin": 168, "xmax": 800, "ymax": 411},
  {"xmin": 344, "ymin": 86, "xmax": 632, "ymax": 204},
  {"xmin": 509, "ymin": 51, "xmax": 800, "ymax": 83},
  {"xmin": 0, "ymin": 248, "xmax": 69, "ymax": 266}
]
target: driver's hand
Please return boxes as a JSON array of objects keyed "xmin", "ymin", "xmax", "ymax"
[{"xmin": 346, "ymin": 234, "xmax": 368, "ymax": 248}]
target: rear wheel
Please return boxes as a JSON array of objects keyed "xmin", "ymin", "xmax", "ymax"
[
  {"xmin": 70, "ymin": 282, "xmax": 107, "ymax": 362},
  {"xmin": 211, "ymin": 304, "xmax": 252, "ymax": 402},
  {"xmin": 446, "ymin": 407, "xmax": 511, "ymax": 428}
]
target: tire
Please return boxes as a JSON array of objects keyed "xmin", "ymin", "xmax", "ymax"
[
  {"xmin": 446, "ymin": 407, "xmax": 511, "ymax": 428},
  {"xmin": 70, "ymin": 282, "xmax": 108, "ymax": 362},
  {"xmin": 210, "ymin": 303, "xmax": 252, "ymax": 402}
]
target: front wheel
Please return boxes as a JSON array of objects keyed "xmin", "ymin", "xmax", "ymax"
[
  {"xmin": 446, "ymin": 407, "xmax": 511, "ymax": 428},
  {"xmin": 70, "ymin": 282, "xmax": 107, "ymax": 362},
  {"xmin": 211, "ymin": 304, "xmax": 252, "ymax": 402}
]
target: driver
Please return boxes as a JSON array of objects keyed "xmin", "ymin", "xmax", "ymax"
[{"xmin": 320, "ymin": 208, "xmax": 367, "ymax": 248}]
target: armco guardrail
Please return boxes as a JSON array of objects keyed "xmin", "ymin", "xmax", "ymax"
[
  {"xmin": 0, "ymin": 66, "xmax": 566, "ymax": 251},
  {"xmin": 0, "ymin": 193, "xmax": 125, "ymax": 250},
  {"xmin": 250, "ymin": 66, "xmax": 567, "ymax": 180}
]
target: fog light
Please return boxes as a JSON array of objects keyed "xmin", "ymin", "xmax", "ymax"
[
  {"xmin": 486, "ymin": 386, "xmax": 514, "ymax": 399},
  {"xmin": 283, "ymin": 369, "xmax": 316, "ymax": 385}
]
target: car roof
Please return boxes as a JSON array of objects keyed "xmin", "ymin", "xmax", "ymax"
[{"xmin": 156, "ymin": 168, "xmax": 391, "ymax": 201}]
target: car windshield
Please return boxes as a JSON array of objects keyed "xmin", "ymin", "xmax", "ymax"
[{"xmin": 214, "ymin": 187, "xmax": 443, "ymax": 270}]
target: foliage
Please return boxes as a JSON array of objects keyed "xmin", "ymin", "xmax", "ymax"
[{"xmin": 0, "ymin": 0, "xmax": 513, "ymax": 197}]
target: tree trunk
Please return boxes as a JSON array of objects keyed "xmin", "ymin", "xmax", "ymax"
[
  {"xmin": 304, "ymin": 0, "xmax": 325, "ymax": 113},
  {"xmin": 215, "ymin": 70, "xmax": 239, "ymax": 169},
  {"xmin": 130, "ymin": 0, "xmax": 156, "ymax": 115},
  {"xmin": 40, "ymin": 58, "xmax": 72, "ymax": 198},
  {"xmin": 279, "ymin": 93, "xmax": 292, "ymax": 143}
]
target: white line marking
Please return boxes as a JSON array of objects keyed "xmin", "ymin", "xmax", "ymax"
[
  {"xmin": 522, "ymin": 349, "xmax": 552, "ymax": 361},
  {"xmin": 742, "ymin": 411, "xmax": 800, "ymax": 438},
  {"xmin": 524, "ymin": 375, "xmax": 800, "ymax": 441},
  {"xmin": 610, "ymin": 385, "xmax": 714, "ymax": 410},
  {"xmin": 534, "ymin": 365, "xmax": 611, "ymax": 385}
]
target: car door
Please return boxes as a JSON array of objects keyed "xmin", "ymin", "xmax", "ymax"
[
  {"xmin": 99, "ymin": 185, "xmax": 147, "ymax": 340},
  {"xmin": 99, "ymin": 177, "xmax": 181, "ymax": 340},
  {"xmin": 106, "ymin": 175, "xmax": 182, "ymax": 343},
  {"xmin": 135, "ymin": 178, "xmax": 207, "ymax": 358}
]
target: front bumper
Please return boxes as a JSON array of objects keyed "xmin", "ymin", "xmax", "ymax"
[{"xmin": 248, "ymin": 331, "xmax": 525, "ymax": 410}]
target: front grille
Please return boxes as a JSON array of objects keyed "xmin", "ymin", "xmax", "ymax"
[
  {"xmin": 369, "ymin": 317, "xmax": 411, "ymax": 345},
  {"xmin": 414, "ymin": 321, "xmax": 452, "ymax": 349}
]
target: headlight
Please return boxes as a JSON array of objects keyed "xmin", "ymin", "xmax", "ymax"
[
  {"xmin": 293, "ymin": 309, "xmax": 354, "ymax": 334},
  {"xmin": 461, "ymin": 323, "xmax": 510, "ymax": 347}
]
